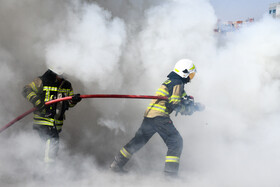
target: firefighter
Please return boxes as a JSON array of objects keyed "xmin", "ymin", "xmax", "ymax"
[
  {"xmin": 22, "ymin": 68, "xmax": 81, "ymax": 167},
  {"xmin": 110, "ymin": 59, "xmax": 200, "ymax": 176}
]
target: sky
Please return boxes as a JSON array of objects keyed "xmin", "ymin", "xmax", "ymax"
[{"xmin": 210, "ymin": 0, "xmax": 278, "ymax": 21}]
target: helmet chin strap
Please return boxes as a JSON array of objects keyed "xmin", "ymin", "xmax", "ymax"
[{"xmin": 183, "ymin": 76, "xmax": 190, "ymax": 84}]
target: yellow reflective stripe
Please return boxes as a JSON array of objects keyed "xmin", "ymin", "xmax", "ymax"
[
  {"xmin": 174, "ymin": 68, "xmax": 179, "ymax": 73},
  {"xmin": 165, "ymin": 156, "xmax": 180, "ymax": 163},
  {"xmin": 147, "ymin": 103, "xmax": 169, "ymax": 114},
  {"xmin": 56, "ymin": 125, "xmax": 62, "ymax": 131},
  {"xmin": 34, "ymin": 115, "xmax": 54, "ymax": 122},
  {"xmin": 169, "ymin": 99, "xmax": 181, "ymax": 102},
  {"xmin": 170, "ymin": 95, "xmax": 181, "ymax": 99},
  {"xmin": 169, "ymin": 95, "xmax": 182, "ymax": 104},
  {"xmin": 30, "ymin": 82, "xmax": 38, "ymax": 93},
  {"xmin": 182, "ymin": 92, "xmax": 187, "ymax": 97},
  {"xmin": 34, "ymin": 114, "xmax": 64, "ymax": 125},
  {"xmin": 27, "ymin": 92, "xmax": 36, "ymax": 101},
  {"xmin": 149, "ymin": 103, "xmax": 166, "ymax": 109},
  {"xmin": 156, "ymin": 91, "xmax": 167, "ymax": 96},
  {"xmin": 189, "ymin": 64, "xmax": 195, "ymax": 71},
  {"xmin": 43, "ymin": 86, "xmax": 58, "ymax": 91},
  {"xmin": 43, "ymin": 86, "xmax": 72, "ymax": 102},
  {"xmin": 34, "ymin": 120, "xmax": 54, "ymax": 126},
  {"xmin": 166, "ymin": 156, "xmax": 179, "ymax": 159},
  {"xmin": 169, "ymin": 99, "xmax": 181, "ymax": 103},
  {"xmin": 43, "ymin": 87, "xmax": 71, "ymax": 93},
  {"xmin": 147, "ymin": 107, "xmax": 169, "ymax": 114},
  {"xmin": 147, "ymin": 106, "xmax": 164, "ymax": 112},
  {"xmin": 156, "ymin": 88, "xmax": 169, "ymax": 97},
  {"xmin": 165, "ymin": 160, "xmax": 179, "ymax": 163},
  {"xmin": 45, "ymin": 91, "xmax": 50, "ymax": 102},
  {"xmin": 35, "ymin": 99, "xmax": 41, "ymax": 106},
  {"xmin": 43, "ymin": 86, "xmax": 57, "ymax": 102},
  {"xmin": 55, "ymin": 119, "xmax": 63, "ymax": 125},
  {"xmin": 120, "ymin": 147, "xmax": 131, "ymax": 159},
  {"xmin": 169, "ymin": 96, "xmax": 181, "ymax": 101},
  {"xmin": 58, "ymin": 88, "xmax": 71, "ymax": 93},
  {"xmin": 34, "ymin": 115, "xmax": 55, "ymax": 126}
]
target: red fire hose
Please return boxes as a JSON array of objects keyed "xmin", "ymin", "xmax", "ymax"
[{"xmin": 0, "ymin": 94, "xmax": 168, "ymax": 133}]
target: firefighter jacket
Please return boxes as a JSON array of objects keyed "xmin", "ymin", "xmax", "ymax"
[
  {"xmin": 144, "ymin": 71, "xmax": 189, "ymax": 118},
  {"xmin": 22, "ymin": 70, "xmax": 77, "ymax": 131}
]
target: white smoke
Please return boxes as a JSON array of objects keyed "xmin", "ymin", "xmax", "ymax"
[
  {"xmin": 97, "ymin": 118, "xmax": 126, "ymax": 133},
  {"xmin": 0, "ymin": 49, "xmax": 20, "ymax": 124},
  {"xmin": 177, "ymin": 15, "xmax": 280, "ymax": 186},
  {"xmin": 45, "ymin": 2, "xmax": 127, "ymax": 91},
  {"xmin": 137, "ymin": 0, "xmax": 216, "ymax": 91},
  {"xmin": 2, "ymin": 0, "xmax": 280, "ymax": 186}
]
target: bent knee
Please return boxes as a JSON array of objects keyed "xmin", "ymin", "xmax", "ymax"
[{"xmin": 167, "ymin": 134, "xmax": 183, "ymax": 152}]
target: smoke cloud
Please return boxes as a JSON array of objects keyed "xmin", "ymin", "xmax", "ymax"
[
  {"xmin": 46, "ymin": 2, "xmax": 127, "ymax": 91},
  {"xmin": 1, "ymin": 0, "xmax": 280, "ymax": 186}
]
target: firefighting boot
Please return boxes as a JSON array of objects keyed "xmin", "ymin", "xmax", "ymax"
[{"xmin": 110, "ymin": 149, "xmax": 131, "ymax": 173}]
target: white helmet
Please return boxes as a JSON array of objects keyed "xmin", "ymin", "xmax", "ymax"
[
  {"xmin": 49, "ymin": 64, "xmax": 64, "ymax": 76},
  {"xmin": 173, "ymin": 59, "xmax": 196, "ymax": 78}
]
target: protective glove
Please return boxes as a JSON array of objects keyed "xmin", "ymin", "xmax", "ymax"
[
  {"xmin": 184, "ymin": 95, "xmax": 194, "ymax": 101},
  {"xmin": 180, "ymin": 104, "xmax": 195, "ymax": 116},
  {"xmin": 72, "ymin": 94, "xmax": 82, "ymax": 103},
  {"xmin": 175, "ymin": 96, "xmax": 205, "ymax": 116}
]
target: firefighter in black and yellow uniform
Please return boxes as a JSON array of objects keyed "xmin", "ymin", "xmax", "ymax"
[
  {"xmin": 22, "ymin": 68, "xmax": 81, "ymax": 166},
  {"xmin": 110, "ymin": 59, "xmax": 198, "ymax": 176}
]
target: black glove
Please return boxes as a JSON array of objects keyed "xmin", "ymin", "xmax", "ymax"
[{"xmin": 72, "ymin": 94, "xmax": 82, "ymax": 103}]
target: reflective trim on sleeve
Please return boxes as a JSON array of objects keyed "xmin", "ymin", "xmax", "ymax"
[
  {"xmin": 156, "ymin": 88, "xmax": 169, "ymax": 97},
  {"xmin": 69, "ymin": 90, "xmax": 74, "ymax": 96},
  {"xmin": 35, "ymin": 99, "xmax": 41, "ymax": 106},
  {"xmin": 55, "ymin": 119, "xmax": 63, "ymax": 125},
  {"xmin": 27, "ymin": 92, "xmax": 37, "ymax": 101},
  {"xmin": 30, "ymin": 82, "xmax": 38, "ymax": 93},
  {"xmin": 55, "ymin": 125, "xmax": 62, "ymax": 131},
  {"xmin": 165, "ymin": 156, "xmax": 180, "ymax": 163},
  {"xmin": 169, "ymin": 95, "xmax": 181, "ymax": 103},
  {"xmin": 120, "ymin": 147, "xmax": 132, "ymax": 159}
]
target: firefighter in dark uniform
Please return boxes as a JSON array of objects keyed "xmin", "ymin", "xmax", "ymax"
[
  {"xmin": 110, "ymin": 59, "xmax": 199, "ymax": 176},
  {"xmin": 22, "ymin": 68, "xmax": 81, "ymax": 166}
]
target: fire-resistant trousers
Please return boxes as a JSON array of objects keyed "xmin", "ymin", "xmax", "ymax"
[
  {"xmin": 123, "ymin": 116, "xmax": 183, "ymax": 174},
  {"xmin": 33, "ymin": 125, "xmax": 59, "ymax": 164}
]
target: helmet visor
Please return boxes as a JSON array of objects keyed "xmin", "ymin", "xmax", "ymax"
[{"xmin": 189, "ymin": 72, "xmax": 196, "ymax": 80}]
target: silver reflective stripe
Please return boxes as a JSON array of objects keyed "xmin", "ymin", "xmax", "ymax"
[{"xmin": 44, "ymin": 139, "xmax": 54, "ymax": 163}]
